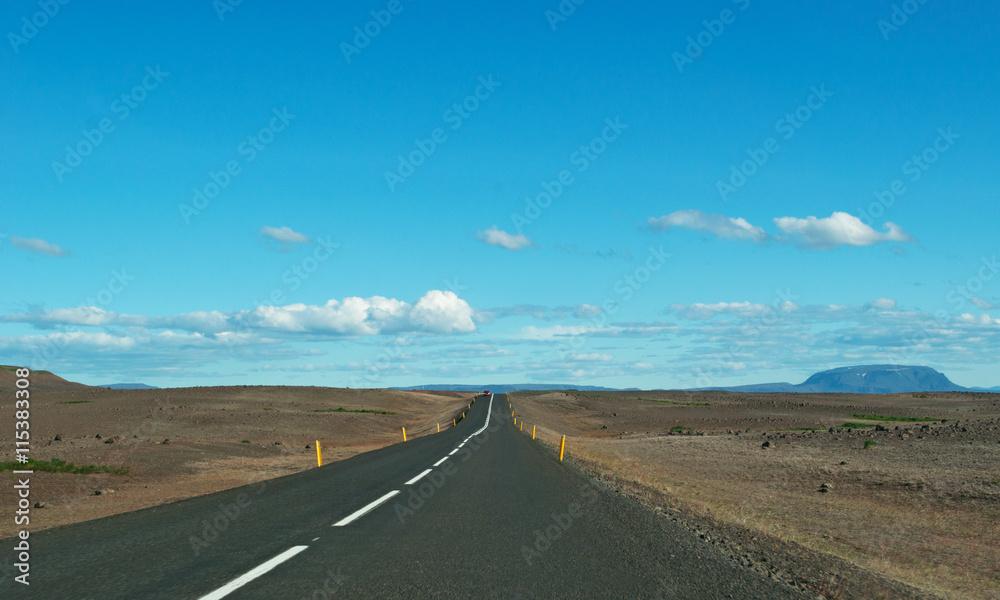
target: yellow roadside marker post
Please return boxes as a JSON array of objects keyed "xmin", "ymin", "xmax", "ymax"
[
  {"xmin": 402, "ymin": 427, "xmax": 407, "ymax": 442},
  {"xmin": 532, "ymin": 426, "xmax": 536, "ymax": 439},
  {"xmin": 316, "ymin": 440, "xmax": 322, "ymax": 467},
  {"xmin": 453, "ymin": 418, "xmax": 456, "ymax": 427},
  {"xmin": 437, "ymin": 423, "xmax": 440, "ymax": 433},
  {"xmin": 463, "ymin": 412, "xmax": 465, "ymax": 420},
  {"xmin": 520, "ymin": 422, "xmax": 523, "ymax": 432},
  {"xmin": 559, "ymin": 435, "xmax": 566, "ymax": 461}
]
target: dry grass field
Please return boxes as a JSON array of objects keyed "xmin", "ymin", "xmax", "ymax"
[
  {"xmin": 0, "ymin": 371, "xmax": 473, "ymax": 539},
  {"xmin": 511, "ymin": 390, "xmax": 1000, "ymax": 600}
]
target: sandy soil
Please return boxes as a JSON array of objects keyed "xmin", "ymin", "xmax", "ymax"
[
  {"xmin": 510, "ymin": 390, "xmax": 1000, "ymax": 600},
  {"xmin": 0, "ymin": 378, "xmax": 474, "ymax": 538}
]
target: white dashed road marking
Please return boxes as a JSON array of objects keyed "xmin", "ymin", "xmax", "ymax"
[{"xmin": 332, "ymin": 490, "xmax": 401, "ymax": 527}]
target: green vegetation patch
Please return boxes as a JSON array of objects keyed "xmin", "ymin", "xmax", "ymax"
[
  {"xmin": 669, "ymin": 425, "xmax": 693, "ymax": 432},
  {"xmin": 59, "ymin": 400, "xmax": 94, "ymax": 404},
  {"xmin": 839, "ymin": 422, "xmax": 877, "ymax": 429},
  {"xmin": 864, "ymin": 440, "xmax": 876, "ymax": 449},
  {"xmin": 851, "ymin": 413, "xmax": 938, "ymax": 423},
  {"xmin": 779, "ymin": 427, "xmax": 823, "ymax": 431},
  {"xmin": 0, "ymin": 458, "xmax": 128, "ymax": 475},
  {"xmin": 313, "ymin": 407, "xmax": 396, "ymax": 415},
  {"xmin": 641, "ymin": 397, "xmax": 711, "ymax": 406}
]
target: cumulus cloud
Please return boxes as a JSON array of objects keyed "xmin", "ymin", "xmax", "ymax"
[
  {"xmin": 230, "ymin": 292, "xmax": 476, "ymax": 336},
  {"xmin": 10, "ymin": 236, "xmax": 68, "ymax": 256},
  {"xmin": 648, "ymin": 210, "xmax": 769, "ymax": 243},
  {"xmin": 648, "ymin": 209, "xmax": 917, "ymax": 251},
  {"xmin": 408, "ymin": 290, "xmax": 477, "ymax": 333},
  {"xmin": 260, "ymin": 226, "xmax": 311, "ymax": 245},
  {"xmin": 2, "ymin": 291, "xmax": 477, "ymax": 337},
  {"xmin": 247, "ymin": 297, "xmax": 408, "ymax": 335},
  {"xmin": 477, "ymin": 226, "xmax": 534, "ymax": 251},
  {"xmin": 864, "ymin": 298, "xmax": 897, "ymax": 311},
  {"xmin": 773, "ymin": 212, "xmax": 915, "ymax": 249}
]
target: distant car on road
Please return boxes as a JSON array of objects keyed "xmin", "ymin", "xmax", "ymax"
[{"xmin": 483, "ymin": 390, "xmax": 491, "ymax": 396}]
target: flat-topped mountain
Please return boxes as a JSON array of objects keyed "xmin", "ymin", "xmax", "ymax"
[{"xmin": 700, "ymin": 365, "xmax": 970, "ymax": 394}]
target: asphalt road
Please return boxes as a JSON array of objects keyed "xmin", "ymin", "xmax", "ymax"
[{"xmin": 3, "ymin": 393, "xmax": 801, "ymax": 599}]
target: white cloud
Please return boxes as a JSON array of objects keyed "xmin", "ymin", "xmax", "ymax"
[
  {"xmin": 155, "ymin": 311, "xmax": 232, "ymax": 333},
  {"xmin": 972, "ymin": 297, "xmax": 996, "ymax": 310},
  {"xmin": 648, "ymin": 210, "xmax": 769, "ymax": 243},
  {"xmin": 671, "ymin": 301, "xmax": 781, "ymax": 320},
  {"xmin": 957, "ymin": 313, "xmax": 998, "ymax": 326},
  {"xmin": 408, "ymin": 290, "xmax": 477, "ymax": 333},
  {"xmin": 247, "ymin": 297, "xmax": 408, "ymax": 335},
  {"xmin": 573, "ymin": 304, "xmax": 603, "ymax": 319},
  {"xmin": 864, "ymin": 298, "xmax": 897, "ymax": 311},
  {"xmin": 443, "ymin": 344, "xmax": 515, "ymax": 358},
  {"xmin": 569, "ymin": 353, "xmax": 615, "ymax": 362},
  {"xmin": 520, "ymin": 325, "xmax": 595, "ymax": 339},
  {"xmin": 519, "ymin": 322, "xmax": 677, "ymax": 340},
  {"xmin": 477, "ymin": 226, "xmax": 534, "ymax": 250},
  {"xmin": 773, "ymin": 212, "xmax": 915, "ymax": 249},
  {"xmin": 3, "ymin": 306, "xmax": 115, "ymax": 328},
  {"xmin": 260, "ymin": 226, "xmax": 311, "ymax": 244},
  {"xmin": 3, "ymin": 291, "xmax": 477, "ymax": 337},
  {"xmin": 7, "ymin": 297, "xmax": 1000, "ymax": 387},
  {"xmin": 10, "ymin": 236, "xmax": 68, "ymax": 256},
  {"xmin": 244, "ymin": 292, "xmax": 475, "ymax": 336}
]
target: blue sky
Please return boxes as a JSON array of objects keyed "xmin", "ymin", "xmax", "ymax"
[{"xmin": 2, "ymin": 0, "xmax": 998, "ymax": 389}]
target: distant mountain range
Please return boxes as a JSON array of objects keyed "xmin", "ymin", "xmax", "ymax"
[
  {"xmin": 396, "ymin": 384, "xmax": 639, "ymax": 394},
  {"xmin": 100, "ymin": 383, "xmax": 159, "ymax": 390},
  {"xmin": 11, "ymin": 365, "xmax": 996, "ymax": 395},
  {"xmin": 400, "ymin": 366, "xmax": 996, "ymax": 395}
]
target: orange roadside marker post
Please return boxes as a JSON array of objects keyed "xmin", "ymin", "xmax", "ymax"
[
  {"xmin": 559, "ymin": 435, "xmax": 566, "ymax": 461},
  {"xmin": 316, "ymin": 440, "xmax": 322, "ymax": 467}
]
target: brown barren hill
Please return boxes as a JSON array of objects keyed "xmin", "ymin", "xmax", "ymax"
[
  {"xmin": 0, "ymin": 365, "xmax": 93, "ymax": 392},
  {"xmin": 512, "ymin": 390, "xmax": 1000, "ymax": 600},
  {"xmin": 0, "ymin": 377, "xmax": 474, "ymax": 538}
]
